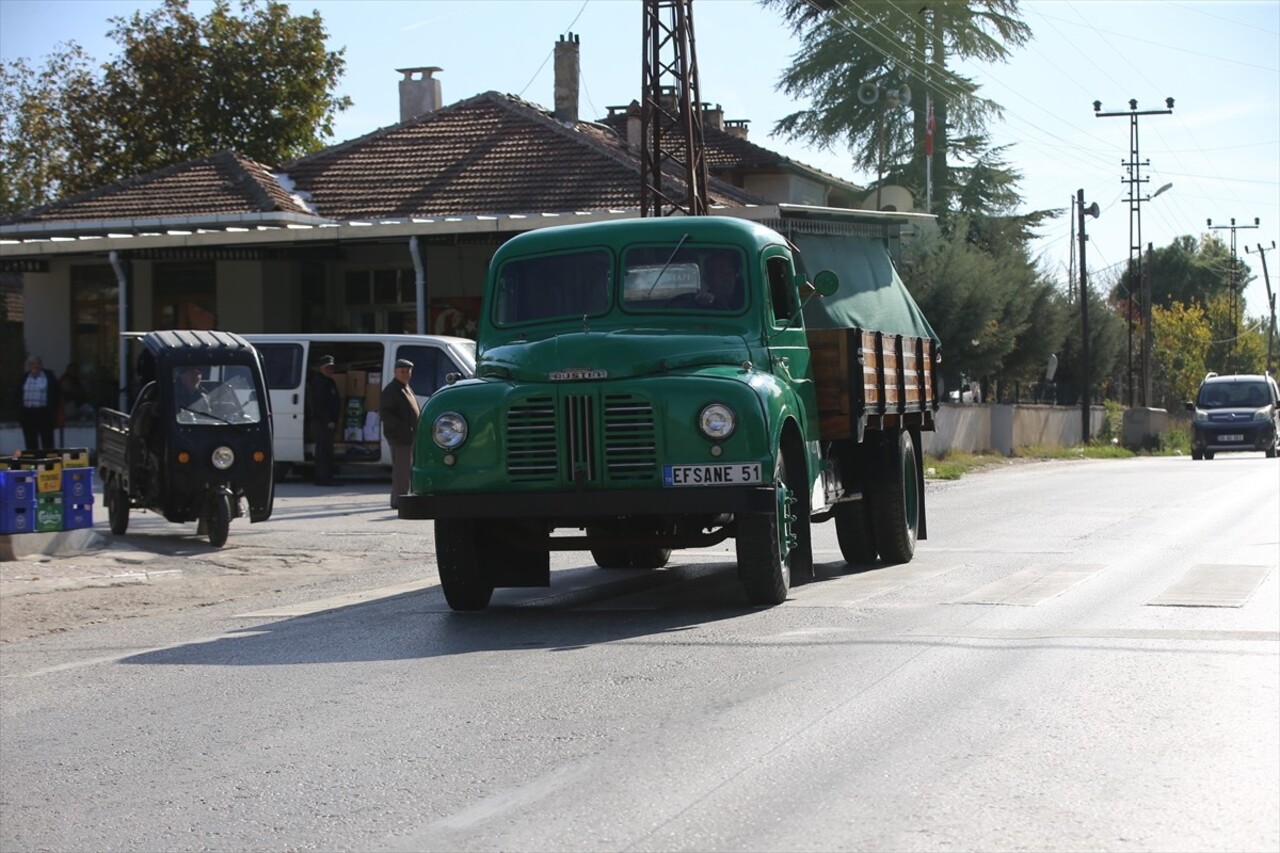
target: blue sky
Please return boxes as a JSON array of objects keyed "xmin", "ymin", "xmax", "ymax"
[{"xmin": 3, "ymin": 0, "xmax": 1278, "ymax": 321}]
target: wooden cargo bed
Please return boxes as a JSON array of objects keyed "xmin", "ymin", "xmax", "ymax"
[{"xmin": 808, "ymin": 327, "xmax": 939, "ymax": 440}]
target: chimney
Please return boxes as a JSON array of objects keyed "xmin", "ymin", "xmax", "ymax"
[
  {"xmin": 627, "ymin": 100, "xmax": 642, "ymax": 149},
  {"xmin": 398, "ymin": 66, "xmax": 442, "ymax": 122},
  {"xmin": 724, "ymin": 119, "xmax": 750, "ymax": 140},
  {"xmin": 702, "ymin": 103, "xmax": 724, "ymax": 132},
  {"xmin": 553, "ymin": 33, "xmax": 580, "ymax": 122}
]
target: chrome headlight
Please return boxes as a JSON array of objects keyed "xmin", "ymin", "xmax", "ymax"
[
  {"xmin": 211, "ymin": 446, "xmax": 235, "ymax": 470},
  {"xmin": 1193, "ymin": 408, "xmax": 1208, "ymax": 423},
  {"xmin": 698, "ymin": 403, "xmax": 736, "ymax": 440},
  {"xmin": 432, "ymin": 412, "xmax": 468, "ymax": 450},
  {"xmin": 1254, "ymin": 407, "xmax": 1272, "ymax": 422}
]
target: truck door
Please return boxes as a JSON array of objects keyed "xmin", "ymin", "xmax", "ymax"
[
  {"xmin": 764, "ymin": 252, "xmax": 817, "ymax": 435},
  {"xmin": 253, "ymin": 341, "xmax": 308, "ymax": 464}
]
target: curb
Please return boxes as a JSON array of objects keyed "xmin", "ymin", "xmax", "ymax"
[{"xmin": 0, "ymin": 528, "xmax": 107, "ymax": 562}]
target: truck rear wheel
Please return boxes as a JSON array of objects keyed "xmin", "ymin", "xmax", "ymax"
[
  {"xmin": 737, "ymin": 454, "xmax": 795, "ymax": 605},
  {"xmin": 436, "ymin": 519, "xmax": 494, "ymax": 610},
  {"xmin": 835, "ymin": 498, "xmax": 877, "ymax": 565},
  {"xmin": 871, "ymin": 430, "xmax": 919, "ymax": 564}
]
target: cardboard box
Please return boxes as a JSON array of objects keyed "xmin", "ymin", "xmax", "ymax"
[
  {"xmin": 347, "ymin": 370, "xmax": 367, "ymax": 398},
  {"xmin": 364, "ymin": 383, "xmax": 381, "ymax": 414}
]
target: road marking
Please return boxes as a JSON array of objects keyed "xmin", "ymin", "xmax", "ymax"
[
  {"xmin": 950, "ymin": 564, "xmax": 1104, "ymax": 606},
  {"xmin": 790, "ymin": 563, "xmax": 956, "ymax": 606},
  {"xmin": 7, "ymin": 631, "xmax": 271, "ymax": 678},
  {"xmin": 232, "ymin": 579, "xmax": 435, "ymax": 617},
  {"xmin": 1148, "ymin": 564, "xmax": 1273, "ymax": 608},
  {"xmin": 901, "ymin": 627, "xmax": 1279, "ymax": 642}
]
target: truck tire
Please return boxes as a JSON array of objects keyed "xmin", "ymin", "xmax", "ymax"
[
  {"xmin": 106, "ymin": 476, "xmax": 129, "ymax": 536},
  {"xmin": 737, "ymin": 454, "xmax": 794, "ymax": 606},
  {"xmin": 835, "ymin": 499, "xmax": 877, "ymax": 565},
  {"xmin": 436, "ymin": 519, "xmax": 494, "ymax": 610},
  {"xmin": 871, "ymin": 430, "xmax": 919, "ymax": 564},
  {"xmin": 207, "ymin": 493, "xmax": 232, "ymax": 548}
]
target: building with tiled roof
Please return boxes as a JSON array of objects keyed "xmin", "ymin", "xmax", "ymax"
[{"xmin": 0, "ymin": 37, "xmax": 888, "ymax": 419}]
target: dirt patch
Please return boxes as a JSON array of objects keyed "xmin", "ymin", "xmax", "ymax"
[{"xmin": 0, "ymin": 545, "xmax": 397, "ymax": 644}]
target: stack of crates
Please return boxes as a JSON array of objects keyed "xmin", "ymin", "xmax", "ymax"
[
  {"xmin": 0, "ymin": 449, "xmax": 93, "ymax": 534},
  {"xmin": 0, "ymin": 461, "xmax": 38, "ymax": 535}
]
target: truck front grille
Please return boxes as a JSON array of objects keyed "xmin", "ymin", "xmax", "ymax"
[
  {"xmin": 507, "ymin": 397, "xmax": 558, "ymax": 482},
  {"xmin": 504, "ymin": 391, "xmax": 657, "ymax": 486}
]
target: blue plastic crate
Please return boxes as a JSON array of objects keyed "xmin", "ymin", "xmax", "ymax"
[
  {"xmin": 63, "ymin": 503, "xmax": 94, "ymax": 530},
  {"xmin": 0, "ymin": 502, "xmax": 36, "ymax": 535},
  {"xmin": 61, "ymin": 468, "xmax": 95, "ymax": 504},
  {"xmin": 0, "ymin": 469, "xmax": 37, "ymax": 504}
]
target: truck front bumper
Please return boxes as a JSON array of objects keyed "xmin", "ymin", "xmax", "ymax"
[{"xmin": 398, "ymin": 485, "xmax": 777, "ymax": 521}]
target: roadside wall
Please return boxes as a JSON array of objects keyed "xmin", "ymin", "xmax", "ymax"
[
  {"xmin": 4, "ymin": 404, "xmax": 1110, "ymax": 459},
  {"xmin": 923, "ymin": 403, "xmax": 1108, "ymax": 455}
]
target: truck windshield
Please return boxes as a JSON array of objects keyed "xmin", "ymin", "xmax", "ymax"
[
  {"xmin": 1197, "ymin": 381, "xmax": 1273, "ymax": 409},
  {"xmin": 622, "ymin": 246, "xmax": 744, "ymax": 311},
  {"xmin": 494, "ymin": 250, "xmax": 611, "ymax": 325}
]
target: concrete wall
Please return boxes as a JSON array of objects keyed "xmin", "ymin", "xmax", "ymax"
[{"xmin": 923, "ymin": 403, "xmax": 1107, "ymax": 456}]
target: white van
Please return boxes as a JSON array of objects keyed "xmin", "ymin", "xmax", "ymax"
[{"xmin": 242, "ymin": 334, "xmax": 476, "ymax": 477}]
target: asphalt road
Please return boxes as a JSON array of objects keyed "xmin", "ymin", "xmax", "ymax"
[{"xmin": 2, "ymin": 455, "xmax": 1278, "ymax": 852}]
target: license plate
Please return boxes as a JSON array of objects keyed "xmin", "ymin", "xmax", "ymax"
[
  {"xmin": 1219, "ymin": 434, "xmax": 1244, "ymax": 442},
  {"xmin": 663, "ymin": 463, "xmax": 762, "ymax": 487}
]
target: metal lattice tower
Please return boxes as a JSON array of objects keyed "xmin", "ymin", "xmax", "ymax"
[{"xmin": 640, "ymin": 0, "xmax": 709, "ymax": 217}]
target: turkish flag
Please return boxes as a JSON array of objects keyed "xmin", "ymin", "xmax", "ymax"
[{"xmin": 924, "ymin": 103, "xmax": 936, "ymax": 157}]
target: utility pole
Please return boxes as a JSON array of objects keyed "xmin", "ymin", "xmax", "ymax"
[
  {"xmin": 1077, "ymin": 189, "xmax": 1100, "ymax": 442},
  {"xmin": 1245, "ymin": 240, "xmax": 1277, "ymax": 375},
  {"xmin": 640, "ymin": 0, "xmax": 709, "ymax": 217},
  {"xmin": 1094, "ymin": 97, "xmax": 1173, "ymax": 408},
  {"xmin": 1208, "ymin": 217, "xmax": 1260, "ymax": 341}
]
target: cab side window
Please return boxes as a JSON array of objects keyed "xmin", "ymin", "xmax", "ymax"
[{"xmin": 766, "ymin": 256, "xmax": 797, "ymax": 325}]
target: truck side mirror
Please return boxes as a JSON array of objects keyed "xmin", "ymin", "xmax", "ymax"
[{"xmin": 812, "ymin": 270, "xmax": 839, "ymax": 297}]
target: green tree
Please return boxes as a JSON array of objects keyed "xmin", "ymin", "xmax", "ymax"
[
  {"xmin": 1150, "ymin": 301, "xmax": 1212, "ymax": 409},
  {"xmin": 0, "ymin": 44, "xmax": 104, "ymax": 212},
  {"xmin": 0, "ymin": 0, "xmax": 349, "ymax": 212},
  {"xmin": 765, "ymin": 0, "xmax": 1032, "ymax": 218}
]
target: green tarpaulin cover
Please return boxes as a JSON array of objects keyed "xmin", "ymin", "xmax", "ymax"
[{"xmin": 794, "ymin": 233, "xmax": 938, "ymax": 342}]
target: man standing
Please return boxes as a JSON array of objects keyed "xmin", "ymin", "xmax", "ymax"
[
  {"xmin": 308, "ymin": 355, "xmax": 341, "ymax": 486},
  {"xmin": 379, "ymin": 358, "xmax": 420, "ymax": 510},
  {"xmin": 13, "ymin": 355, "xmax": 61, "ymax": 450}
]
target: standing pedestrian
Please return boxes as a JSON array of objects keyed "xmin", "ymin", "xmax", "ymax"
[
  {"xmin": 379, "ymin": 358, "xmax": 420, "ymax": 510},
  {"xmin": 13, "ymin": 355, "xmax": 62, "ymax": 451},
  {"xmin": 308, "ymin": 355, "xmax": 341, "ymax": 486}
]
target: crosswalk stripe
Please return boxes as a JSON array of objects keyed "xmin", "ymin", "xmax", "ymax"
[
  {"xmin": 1148, "ymin": 564, "xmax": 1273, "ymax": 608},
  {"xmin": 950, "ymin": 564, "xmax": 1104, "ymax": 606}
]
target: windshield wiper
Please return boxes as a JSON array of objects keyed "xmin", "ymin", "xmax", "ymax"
[{"xmin": 646, "ymin": 234, "xmax": 690, "ymax": 296}]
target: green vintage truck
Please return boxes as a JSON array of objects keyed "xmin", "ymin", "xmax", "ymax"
[{"xmin": 399, "ymin": 210, "xmax": 940, "ymax": 609}]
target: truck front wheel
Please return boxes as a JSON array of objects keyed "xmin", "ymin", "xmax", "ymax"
[
  {"xmin": 737, "ymin": 454, "xmax": 796, "ymax": 605},
  {"xmin": 436, "ymin": 519, "xmax": 495, "ymax": 610},
  {"xmin": 871, "ymin": 430, "xmax": 919, "ymax": 564}
]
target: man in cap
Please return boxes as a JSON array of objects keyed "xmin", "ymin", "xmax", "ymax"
[
  {"xmin": 380, "ymin": 358, "xmax": 420, "ymax": 510},
  {"xmin": 308, "ymin": 355, "xmax": 341, "ymax": 485}
]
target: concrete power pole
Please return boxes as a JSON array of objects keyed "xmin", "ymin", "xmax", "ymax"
[
  {"xmin": 1208, "ymin": 217, "xmax": 1261, "ymax": 343},
  {"xmin": 1245, "ymin": 241, "xmax": 1277, "ymax": 375}
]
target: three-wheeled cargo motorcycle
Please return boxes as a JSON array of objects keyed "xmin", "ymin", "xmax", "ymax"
[{"xmin": 97, "ymin": 330, "xmax": 274, "ymax": 546}]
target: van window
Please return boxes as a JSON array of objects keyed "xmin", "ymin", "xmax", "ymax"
[
  {"xmin": 256, "ymin": 343, "xmax": 304, "ymax": 389},
  {"xmin": 396, "ymin": 344, "xmax": 456, "ymax": 397}
]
